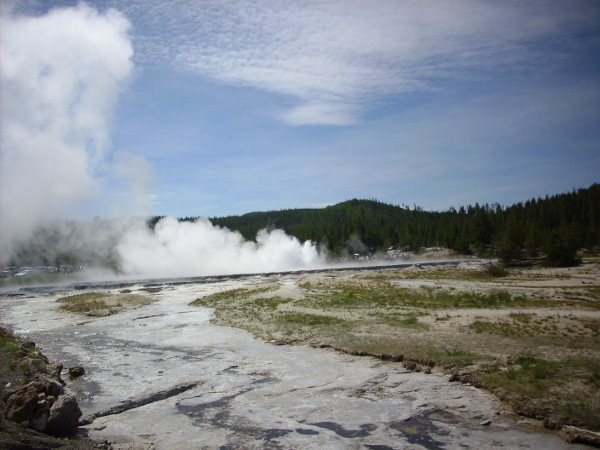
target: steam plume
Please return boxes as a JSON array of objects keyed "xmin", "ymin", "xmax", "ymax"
[
  {"xmin": 0, "ymin": 4, "xmax": 325, "ymax": 278},
  {"xmin": 0, "ymin": 4, "xmax": 133, "ymax": 262},
  {"xmin": 117, "ymin": 217, "xmax": 323, "ymax": 278}
]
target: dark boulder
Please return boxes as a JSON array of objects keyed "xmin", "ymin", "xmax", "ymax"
[
  {"xmin": 47, "ymin": 395, "xmax": 82, "ymax": 435},
  {"xmin": 29, "ymin": 399, "xmax": 50, "ymax": 432},
  {"xmin": 68, "ymin": 366, "xmax": 86, "ymax": 379}
]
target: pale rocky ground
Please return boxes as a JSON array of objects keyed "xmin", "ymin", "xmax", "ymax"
[
  {"xmin": 203, "ymin": 261, "xmax": 600, "ymax": 361},
  {"xmin": 191, "ymin": 259, "xmax": 600, "ymax": 443},
  {"xmin": 0, "ymin": 260, "xmax": 598, "ymax": 449}
]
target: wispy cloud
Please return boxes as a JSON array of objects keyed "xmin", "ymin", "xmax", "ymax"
[{"xmin": 122, "ymin": 0, "xmax": 599, "ymax": 125}]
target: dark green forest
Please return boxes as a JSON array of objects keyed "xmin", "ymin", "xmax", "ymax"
[{"xmin": 187, "ymin": 183, "xmax": 600, "ymax": 265}]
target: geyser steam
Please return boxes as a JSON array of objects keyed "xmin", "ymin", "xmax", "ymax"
[
  {"xmin": 0, "ymin": 4, "xmax": 325, "ymax": 278},
  {"xmin": 0, "ymin": 4, "xmax": 133, "ymax": 261},
  {"xmin": 117, "ymin": 217, "xmax": 324, "ymax": 278}
]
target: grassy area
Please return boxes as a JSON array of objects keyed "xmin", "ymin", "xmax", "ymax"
[
  {"xmin": 360, "ymin": 264, "xmax": 510, "ymax": 282},
  {"xmin": 57, "ymin": 292, "xmax": 154, "ymax": 316},
  {"xmin": 190, "ymin": 286, "xmax": 276, "ymax": 307},
  {"xmin": 189, "ymin": 264, "xmax": 600, "ymax": 431},
  {"xmin": 0, "ymin": 328, "xmax": 24, "ymax": 374},
  {"xmin": 297, "ymin": 280, "xmax": 556, "ymax": 309},
  {"xmin": 478, "ymin": 355, "xmax": 600, "ymax": 429}
]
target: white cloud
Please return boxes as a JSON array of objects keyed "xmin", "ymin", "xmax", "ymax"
[
  {"xmin": 120, "ymin": 0, "xmax": 599, "ymax": 126},
  {"xmin": 0, "ymin": 3, "xmax": 133, "ymax": 261},
  {"xmin": 281, "ymin": 101, "xmax": 360, "ymax": 126}
]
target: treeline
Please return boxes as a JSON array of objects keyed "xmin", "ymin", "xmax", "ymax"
[{"xmin": 183, "ymin": 183, "xmax": 600, "ymax": 265}]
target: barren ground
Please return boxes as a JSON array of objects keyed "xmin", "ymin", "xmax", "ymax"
[{"xmin": 190, "ymin": 259, "xmax": 600, "ymax": 435}]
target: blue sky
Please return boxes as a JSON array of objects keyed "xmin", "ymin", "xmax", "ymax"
[{"xmin": 3, "ymin": 0, "xmax": 600, "ymax": 220}]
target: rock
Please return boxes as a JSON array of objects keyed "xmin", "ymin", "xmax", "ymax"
[
  {"xmin": 68, "ymin": 366, "xmax": 85, "ymax": 379},
  {"xmin": 21, "ymin": 340, "xmax": 36, "ymax": 349},
  {"xmin": 26, "ymin": 357, "xmax": 48, "ymax": 374},
  {"xmin": 46, "ymin": 395, "xmax": 57, "ymax": 407},
  {"xmin": 403, "ymin": 362, "xmax": 417, "ymax": 371},
  {"xmin": 47, "ymin": 395, "xmax": 82, "ymax": 435},
  {"xmin": 543, "ymin": 415, "xmax": 567, "ymax": 430},
  {"xmin": 38, "ymin": 374, "xmax": 65, "ymax": 397},
  {"xmin": 448, "ymin": 373, "xmax": 459, "ymax": 382},
  {"xmin": 47, "ymin": 363, "xmax": 65, "ymax": 384},
  {"xmin": 6, "ymin": 384, "xmax": 40, "ymax": 423},
  {"xmin": 30, "ymin": 400, "xmax": 50, "ymax": 432},
  {"xmin": 564, "ymin": 425, "xmax": 600, "ymax": 447},
  {"xmin": 494, "ymin": 388, "xmax": 509, "ymax": 401},
  {"xmin": 29, "ymin": 380, "xmax": 46, "ymax": 393},
  {"xmin": 30, "ymin": 410, "xmax": 49, "ymax": 432}
]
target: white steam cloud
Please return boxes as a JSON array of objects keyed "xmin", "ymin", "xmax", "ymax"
[
  {"xmin": 117, "ymin": 217, "xmax": 323, "ymax": 278},
  {"xmin": 0, "ymin": 4, "xmax": 325, "ymax": 278},
  {"xmin": 0, "ymin": 3, "xmax": 133, "ymax": 260}
]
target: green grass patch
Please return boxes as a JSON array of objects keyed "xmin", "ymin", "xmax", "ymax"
[
  {"xmin": 248, "ymin": 296, "xmax": 292, "ymax": 310},
  {"xmin": 337, "ymin": 336, "xmax": 480, "ymax": 367},
  {"xmin": 477, "ymin": 355, "xmax": 600, "ymax": 430},
  {"xmin": 0, "ymin": 328, "xmax": 21, "ymax": 355},
  {"xmin": 57, "ymin": 292, "xmax": 109, "ymax": 313},
  {"xmin": 469, "ymin": 315, "xmax": 600, "ymax": 348},
  {"xmin": 369, "ymin": 312, "xmax": 429, "ymax": 329},
  {"xmin": 0, "ymin": 342, "xmax": 20, "ymax": 353},
  {"xmin": 57, "ymin": 292, "xmax": 152, "ymax": 316},
  {"xmin": 480, "ymin": 356, "xmax": 557, "ymax": 393},
  {"xmin": 469, "ymin": 320, "xmax": 518, "ymax": 337},
  {"xmin": 298, "ymin": 283, "xmax": 543, "ymax": 310},
  {"xmin": 509, "ymin": 312, "xmax": 533, "ymax": 323},
  {"xmin": 0, "ymin": 331, "xmax": 21, "ymax": 355},
  {"xmin": 360, "ymin": 265, "xmax": 511, "ymax": 282},
  {"xmin": 189, "ymin": 286, "xmax": 276, "ymax": 307},
  {"xmin": 277, "ymin": 312, "xmax": 346, "ymax": 327}
]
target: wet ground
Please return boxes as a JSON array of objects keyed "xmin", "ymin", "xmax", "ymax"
[{"xmin": 0, "ymin": 270, "xmax": 584, "ymax": 449}]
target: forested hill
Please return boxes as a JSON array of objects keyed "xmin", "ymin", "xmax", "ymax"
[{"xmin": 197, "ymin": 183, "xmax": 600, "ymax": 258}]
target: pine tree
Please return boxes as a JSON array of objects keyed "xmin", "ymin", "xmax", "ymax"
[{"xmin": 542, "ymin": 231, "xmax": 581, "ymax": 267}]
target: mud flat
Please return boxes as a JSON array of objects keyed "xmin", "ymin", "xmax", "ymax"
[{"xmin": 0, "ymin": 262, "xmax": 597, "ymax": 449}]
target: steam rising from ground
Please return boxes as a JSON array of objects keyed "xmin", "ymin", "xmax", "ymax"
[
  {"xmin": 117, "ymin": 217, "xmax": 324, "ymax": 278},
  {"xmin": 5, "ymin": 216, "xmax": 325, "ymax": 279},
  {"xmin": 0, "ymin": 4, "xmax": 133, "ymax": 260},
  {"xmin": 0, "ymin": 4, "xmax": 325, "ymax": 278}
]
